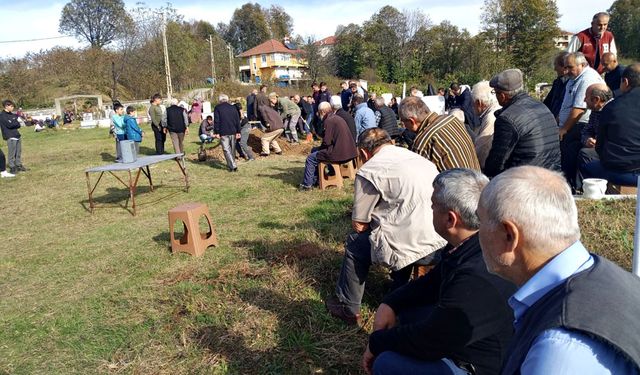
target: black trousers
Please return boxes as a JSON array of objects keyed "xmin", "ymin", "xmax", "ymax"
[
  {"xmin": 560, "ymin": 123, "xmax": 584, "ymax": 189},
  {"xmin": 151, "ymin": 124, "xmax": 166, "ymax": 155},
  {"xmin": 0, "ymin": 148, "xmax": 5, "ymax": 171}
]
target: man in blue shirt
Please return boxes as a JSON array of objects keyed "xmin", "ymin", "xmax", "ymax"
[
  {"xmin": 477, "ymin": 165, "xmax": 640, "ymax": 374},
  {"xmin": 353, "ymin": 94, "xmax": 376, "ymax": 140}
]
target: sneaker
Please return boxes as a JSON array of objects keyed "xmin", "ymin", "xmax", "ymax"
[
  {"xmin": 246, "ymin": 158, "xmax": 255, "ymax": 162},
  {"xmin": 324, "ymin": 295, "xmax": 360, "ymax": 325},
  {"xmin": 17, "ymin": 165, "xmax": 27, "ymax": 172},
  {"xmin": 1, "ymin": 170, "xmax": 15, "ymax": 178},
  {"xmin": 275, "ymin": 151, "xmax": 282, "ymax": 155},
  {"xmin": 298, "ymin": 184, "xmax": 313, "ymax": 191}
]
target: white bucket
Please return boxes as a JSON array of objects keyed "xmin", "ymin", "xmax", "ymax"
[{"xmin": 583, "ymin": 178, "xmax": 607, "ymax": 199}]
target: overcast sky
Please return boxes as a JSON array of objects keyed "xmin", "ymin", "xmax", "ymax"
[{"xmin": 1, "ymin": 0, "xmax": 614, "ymax": 58}]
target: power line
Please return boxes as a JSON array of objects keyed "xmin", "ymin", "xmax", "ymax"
[{"xmin": 0, "ymin": 36, "xmax": 73, "ymax": 44}]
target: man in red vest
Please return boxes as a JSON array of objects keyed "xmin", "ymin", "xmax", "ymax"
[{"xmin": 567, "ymin": 12, "xmax": 617, "ymax": 74}]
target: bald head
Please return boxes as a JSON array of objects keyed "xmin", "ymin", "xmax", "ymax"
[
  {"xmin": 585, "ymin": 83, "xmax": 612, "ymax": 111},
  {"xmin": 602, "ymin": 52, "xmax": 618, "ymax": 73}
]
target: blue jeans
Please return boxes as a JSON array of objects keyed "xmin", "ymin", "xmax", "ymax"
[
  {"xmin": 335, "ymin": 232, "xmax": 413, "ymax": 315},
  {"xmin": 373, "ymin": 352, "xmax": 470, "ymax": 375},
  {"xmin": 302, "ymin": 151, "xmax": 319, "ymax": 187},
  {"xmin": 581, "ymin": 160, "xmax": 640, "ymax": 186}
]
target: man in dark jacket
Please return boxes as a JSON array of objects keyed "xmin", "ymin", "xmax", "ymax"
[
  {"xmin": 363, "ymin": 168, "xmax": 516, "ymax": 375},
  {"xmin": 484, "ymin": 69, "xmax": 560, "ymax": 178},
  {"xmin": 340, "ymin": 81, "xmax": 352, "ymax": 110},
  {"xmin": 543, "ymin": 52, "xmax": 569, "ymax": 120},
  {"xmin": 583, "ymin": 63, "xmax": 640, "ymax": 186},
  {"xmin": 213, "ymin": 94, "xmax": 241, "ymax": 171},
  {"xmin": 374, "ymin": 97, "xmax": 400, "ymax": 139},
  {"xmin": 254, "ymin": 85, "xmax": 269, "ymax": 125},
  {"xmin": 0, "ymin": 99, "xmax": 25, "ymax": 174},
  {"xmin": 450, "ymin": 83, "xmax": 479, "ymax": 131},
  {"xmin": 246, "ymin": 89, "xmax": 257, "ymax": 121},
  {"xmin": 331, "ymin": 96, "xmax": 357, "ymax": 142},
  {"xmin": 299, "ymin": 102, "xmax": 356, "ymax": 189},
  {"xmin": 165, "ymin": 98, "xmax": 189, "ymax": 156},
  {"xmin": 258, "ymin": 104, "xmax": 284, "ymax": 157},
  {"xmin": 602, "ymin": 52, "xmax": 625, "ymax": 96}
]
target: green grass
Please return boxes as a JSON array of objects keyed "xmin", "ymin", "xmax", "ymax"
[{"xmin": 0, "ymin": 124, "xmax": 636, "ymax": 374}]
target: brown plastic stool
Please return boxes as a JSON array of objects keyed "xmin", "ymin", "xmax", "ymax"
[
  {"xmin": 168, "ymin": 202, "xmax": 218, "ymax": 256},
  {"xmin": 339, "ymin": 160, "xmax": 356, "ymax": 180},
  {"xmin": 318, "ymin": 162, "xmax": 344, "ymax": 190}
]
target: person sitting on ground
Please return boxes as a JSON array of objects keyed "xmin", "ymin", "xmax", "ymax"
[
  {"xmin": 270, "ymin": 92, "xmax": 301, "ymax": 144},
  {"xmin": 353, "ymin": 94, "xmax": 377, "ymax": 140},
  {"xmin": 363, "ymin": 169, "xmax": 516, "ymax": 375},
  {"xmin": 331, "ymin": 95, "xmax": 357, "ymax": 143},
  {"xmin": 299, "ymin": 102, "xmax": 356, "ymax": 190},
  {"xmin": 471, "ymin": 80, "xmax": 501, "ymax": 169},
  {"xmin": 325, "ymin": 128, "xmax": 446, "ymax": 325},
  {"xmin": 34, "ymin": 121, "xmax": 46, "ymax": 132},
  {"xmin": 213, "ymin": 94, "xmax": 241, "ymax": 172},
  {"xmin": 477, "ymin": 166, "xmax": 640, "ymax": 374},
  {"xmin": 199, "ymin": 115, "xmax": 214, "ymax": 143},
  {"xmin": 124, "ymin": 106, "xmax": 143, "ymax": 154},
  {"xmin": 582, "ymin": 63, "xmax": 640, "ymax": 186},
  {"xmin": 258, "ymin": 104, "xmax": 284, "ymax": 157},
  {"xmin": 400, "ymin": 96, "xmax": 480, "ymax": 172},
  {"xmin": 374, "ymin": 97, "xmax": 401, "ymax": 140},
  {"xmin": 484, "ymin": 68, "xmax": 560, "ymax": 178}
]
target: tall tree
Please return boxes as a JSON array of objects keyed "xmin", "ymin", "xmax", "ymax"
[
  {"xmin": 266, "ymin": 5, "xmax": 293, "ymax": 40},
  {"xmin": 608, "ymin": 0, "xmax": 640, "ymax": 58},
  {"xmin": 481, "ymin": 0, "xmax": 559, "ymax": 80},
  {"xmin": 224, "ymin": 3, "xmax": 271, "ymax": 53},
  {"xmin": 59, "ymin": 0, "xmax": 132, "ymax": 48},
  {"xmin": 334, "ymin": 24, "xmax": 364, "ymax": 79}
]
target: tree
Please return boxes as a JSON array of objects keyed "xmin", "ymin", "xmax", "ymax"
[
  {"xmin": 481, "ymin": 0, "xmax": 559, "ymax": 80},
  {"xmin": 266, "ymin": 5, "xmax": 293, "ymax": 40},
  {"xmin": 334, "ymin": 24, "xmax": 365, "ymax": 78},
  {"xmin": 608, "ymin": 0, "xmax": 640, "ymax": 58},
  {"xmin": 224, "ymin": 3, "xmax": 271, "ymax": 53},
  {"xmin": 59, "ymin": 0, "xmax": 132, "ymax": 48}
]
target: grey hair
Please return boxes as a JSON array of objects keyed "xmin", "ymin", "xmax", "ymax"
[
  {"xmin": 358, "ymin": 128, "xmax": 392, "ymax": 153},
  {"xmin": 502, "ymin": 86, "xmax": 524, "ymax": 99},
  {"xmin": 566, "ymin": 52, "xmax": 588, "ymax": 67},
  {"xmin": 592, "ymin": 12, "xmax": 609, "ymax": 21},
  {"xmin": 591, "ymin": 86, "xmax": 613, "ymax": 102},
  {"xmin": 399, "ymin": 96, "xmax": 431, "ymax": 122},
  {"xmin": 374, "ymin": 97, "xmax": 386, "ymax": 108},
  {"xmin": 433, "ymin": 169, "xmax": 489, "ymax": 229},
  {"xmin": 318, "ymin": 101, "xmax": 332, "ymax": 113},
  {"xmin": 449, "ymin": 108, "xmax": 465, "ymax": 123},
  {"xmin": 472, "ymin": 80, "xmax": 498, "ymax": 106},
  {"xmin": 218, "ymin": 94, "xmax": 229, "ymax": 102},
  {"xmin": 479, "ymin": 166, "xmax": 580, "ymax": 250}
]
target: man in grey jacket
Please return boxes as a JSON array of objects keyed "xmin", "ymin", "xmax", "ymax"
[{"xmin": 325, "ymin": 128, "xmax": 446, "ymax": 325}]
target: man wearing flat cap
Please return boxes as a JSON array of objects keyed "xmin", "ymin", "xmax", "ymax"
[{"xmin": 483, "ymin": 69, "xmax": 560, "ymax": 177}]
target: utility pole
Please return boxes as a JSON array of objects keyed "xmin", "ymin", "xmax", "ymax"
[
  {"xmin": 208, "ymin": 35, "xmax": 216, "ymax": 84},
  {"xmin": 161, "ymin": 12, "xmax": 173, "ymax": 99},
  {"xmin": 227, "ymin": 44, "xmax": 235, "ymax": 81}
]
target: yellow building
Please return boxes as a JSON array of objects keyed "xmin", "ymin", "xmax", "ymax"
[{"xmin": 237, "ymin": 39, "xmax": 307, "ymax": 85}]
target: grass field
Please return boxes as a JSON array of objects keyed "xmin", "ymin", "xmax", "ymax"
[{"xmin": 0, "ymin": 124, "xmax": 636, "ymax": 374}]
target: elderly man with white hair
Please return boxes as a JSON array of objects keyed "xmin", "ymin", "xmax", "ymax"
[
  {"xmin": 213, "ymin": 94, "xmax": 241, "ymax": 172},
  {"xmin": 477, "ymin": 166, "xmax": 640, "ymax": 374},
  {"xmin": 471, "ymin": 81, "xmax": 501, "ymax": 168},
  {"xmin": 299, "ymin": 102, "xmax": 356, "ymax": 190}
]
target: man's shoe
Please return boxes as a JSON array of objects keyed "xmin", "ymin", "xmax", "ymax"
[
  {"xmin": 231, "ymin": 167, "xmax": 238, "ymax": 172},
  {"xmin": 275, "ymin": 151, "xmax": 282, "ymax": 155},
  {"xmin": 17, "ymin": 165, "xmax": 27, "ymax": 172},
  {"xmin": 1, "ymin": 170, "xmax": 15, "ymax": 178},
  {"xmin": 298, "ymin": 184, "xmax": 313, "ymax": 191},
  {"xmin": 325, "ymin": 296, "xmax": 360, "ymax": 325},
  {"xmin": 9, "ymin": 167, "xmax": 17, "ymax": 174},
  {"xmin": 260, "ymin": 152, "xmax": 269, "ymax": 157}
]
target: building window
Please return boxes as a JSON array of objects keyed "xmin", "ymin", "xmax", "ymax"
[
  {"xmin": 261, "ymin": 54, "xmax": 267, "ymax": 63},
  {"xmin": 274, "ymin": 53, "xmax": 291, "ymax": 62}
]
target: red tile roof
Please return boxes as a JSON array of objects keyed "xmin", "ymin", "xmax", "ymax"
[
  {"xmin": 237, "ymin": 39, "xmax": 304, "ymax": 58},
  {"xmin": 314, "ymin": 35, "xmax": 337, "ymax": 46}
]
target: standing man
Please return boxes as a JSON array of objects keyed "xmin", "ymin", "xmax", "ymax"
[
  {"xmin": 254, "ymin": 85, "xmax": 269, "ymax": 125},
  {"xmin": 477, "ymin": 166, "xmax": 640, "ymax": 374},
  {"xmin": 558, "ymin": 52, "xmax": 603, "ymax": 189},
  {"xmin": 400, "ymin": 96, "xmax": 480, "ymax": 172},
  {"xmin": 325, "ymin": 128, "xmax": 446, "ymax": 325},
  {"xmin": 246, "ymin": 89, "xmax": 257, "ymax": 122},
  {"xmin": 293, "ymin": 94, "xmax": 313, "ymax": 142},
  {"xmin": 149, "ymin": 94, "xmax": 166, "ymax": 155},
  {"xmin": 363, "ymin": 169, "xmax": 516, "ymax": 375},
  {"xmin": 602, "ymin": 52, "xmax": 625, "ymax": 96},
  {"xmin": 331, "ymin": 95, "xmax": 357, "ymax": 143},
  {"xmin": 299, "ymin": 102, "xmax": 356, "ymax": 190},
  {"xmin": 0, "ymin": 100, "xmax": 26, "ymax": 174},
  {"xmin": 543, "ymin": 52, "xmax": 570, "ymax": 121},
  {"xmin": 567, "ymin": 12, "xmax": 617, "ymax": 74},
  {"xmin": 165, "ymin": 98, "xmax": 189, "ymax": 156},
  {"xmin": 213, "ymin": 94, "xmax": 241, "ymax": 172},
  {"xmin": 340, "ymin": 81, "xmax": 352, "ymax": 110},
  {"xmin": 471, "ymin": 80, "xmax": 501, "ymax": 169},
  {"xmin": 269, "ymin": 92, "xmax": 301, "ymax": 144},
  {"xmin": 450, "ymin": 83, "xmax": 479, "ymax": 131},
  {"xmin": 353, "ymin": 94, "xmax": 376, "ymax": 140},
  {"xmin": 485, "ymin": 69, "xmax": 560, "ymax": 178}
]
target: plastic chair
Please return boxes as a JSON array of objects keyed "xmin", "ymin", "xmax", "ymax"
[{"xmin": 168, "ymin": 202, "xmax": 218, "ymax": 256}]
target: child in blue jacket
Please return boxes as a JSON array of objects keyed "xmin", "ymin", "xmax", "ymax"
[{"xmin": 124, "ymin": 106, "xmax": 143, "ymax": 154}]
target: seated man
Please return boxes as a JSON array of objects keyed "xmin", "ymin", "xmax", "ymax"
[
  {"xmin": 363, "ymin": 169, "xmax": 516, "ymax": 375},
  {"xmin": 325, "ymin": 128, "xmax": 446, "ymax": 325},
  {"xmin": 199, "ymin": 115, "xmax": 214, "ymax": 143},
  {"xmin": 299, "ymin": 102, "xmax": 356, "ymax": 190},
  {"xmin": 477, "ymin": 166, "xmax": 640, "ymax": 374},
  {"xmin": 582, "ymin": 63, "xmax": 640, "ymax": 186}
]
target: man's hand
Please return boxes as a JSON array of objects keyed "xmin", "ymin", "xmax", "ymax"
[
  {"xmin": 352, "ymin": 221, "xmax": 370, "ymax": 233},
  {"xmin": 235, "ymin": 133, "xmax": 241, "ymax": 140},
  {"xmin": 585, "ymin": 137, "xmax": 596, "ymax": 148},
  {"xmin": 559, "ymin": 127, "xmax": 568, "ymax": 141},
  {"xmin": 362, "ymin": 344, "xmax": 376, "ymax": 375},
  {"xmin": 213, "ymin": 134, "xmax": 220, "ymax": 139},
  {"xmin": 373, "ymin": 303, "xmax": 397, "ymax": 331},
  {"xmin": 185, "ymin": 127, "xmax": 189, "ymax": 135}
]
